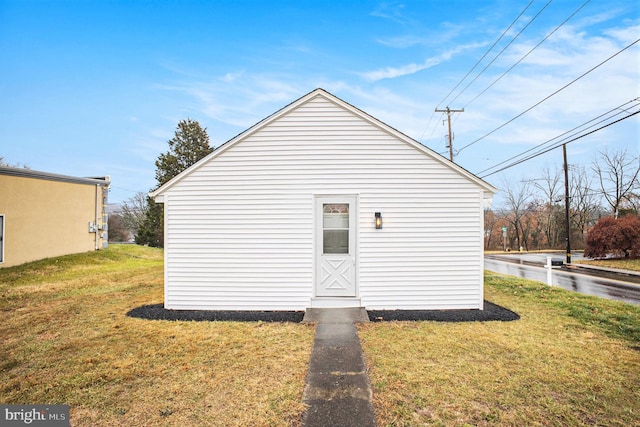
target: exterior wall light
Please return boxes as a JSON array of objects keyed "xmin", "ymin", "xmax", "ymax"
[{"xmin": 375, "ymin": 212, "xmax": 382, "ymax": 229}]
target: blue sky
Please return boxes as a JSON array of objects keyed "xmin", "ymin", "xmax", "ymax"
[{"xmin": 1, "ymin": 0, "xmax": 638, "ymax": 205}]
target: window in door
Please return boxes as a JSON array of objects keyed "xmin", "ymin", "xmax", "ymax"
[{"xmin": 323, "ymin": 204, "xmax": 349, "ymax": 254}]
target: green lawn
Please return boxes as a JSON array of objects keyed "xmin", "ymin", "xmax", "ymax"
[
  {"xmin": 2, "ymin": 246, "xmax": 639, "ymax": 426},
  {"xmin": 359, "ymin": 273, "xmax": 640, "ymax": 426},
  {"xmin": 0, "ymin": 245, "xmax": 314, "ymax": 426},
  {"xmin": 577, "ymin": 258, "xmax": 640, "ymax": 272}
]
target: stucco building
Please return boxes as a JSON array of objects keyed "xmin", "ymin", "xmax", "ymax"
[{"xmin": 0, "ymin": 167, "xmax": 110, "ymax": 267}]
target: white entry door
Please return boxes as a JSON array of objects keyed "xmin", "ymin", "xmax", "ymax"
[{"xmin": 315, "ymin": 196, "xmax": 357, "ymax": 297}]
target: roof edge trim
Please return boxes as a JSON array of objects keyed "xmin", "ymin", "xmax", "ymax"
[
  {"xmin": 0, "ymin": 166, "xmax": 110, "ymax": 186},
  {"xmin": 150, "ymin": 88, "xmax": 496, "ymax": 198}
]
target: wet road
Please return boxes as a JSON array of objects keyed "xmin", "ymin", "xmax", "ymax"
[{"xmin": 485, "ymin": 255, "xmax": 640, "ymax": 305}]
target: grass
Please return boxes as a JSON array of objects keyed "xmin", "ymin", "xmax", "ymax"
[
  {"xmin": 577, "ymin": 258, "xmax": 640, "ymax": 272},
  {"xmin": 359, "ymin": 274, "xmax": 640, "ymax": 427},
  {"xmin": 0, "ymin": 245, "xmax": 314, "ymax": 426},
  {"xmin": 4, "ymin": 245, "xmax": 640, "ymax": 426}
]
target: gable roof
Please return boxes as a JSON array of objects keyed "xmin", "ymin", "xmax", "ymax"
[{"xmin": 151, "ymin": 88, "xmax": 496, "ymax": 199}]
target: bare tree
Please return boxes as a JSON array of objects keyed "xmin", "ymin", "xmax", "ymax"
[
  {"xmin": 592, "ymin": 149, "xmax": 640, "ymax": 218},
  {"xmin": 570, "ymin": 165, "xmax": 601, "ymax": 247},
  {"xmin": 484, "ymin": 208, "xmax": 498, "ymax": 250},
  {"xmin": 0, "ymin": 156, "xmax": 29, "ymax": 168},
  {"xmin": 624, "ymin": 191, "xmax": 640, "ymax": 216},
  {"xmin": 120, "ymin": 192, "xmax": 148, "ymax": 235},
  {"xmin": 533, "ymin": 167, "xmax": 563, "ymax": 248},
  {"xmin": 520, "ymin": 201, "xmax": 541, "ymax": 251},
  {"xmin": 107, "ymin": 213, "xmax": 130, "ymax": 242},
  {"xmin": 501, "ymin": 178, "xmax": 534, "ymax": 251}
]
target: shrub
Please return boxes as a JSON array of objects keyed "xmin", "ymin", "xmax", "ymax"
[{"xmin": 585, "ymin": 215, "xmax": 640, "ymax": 259}]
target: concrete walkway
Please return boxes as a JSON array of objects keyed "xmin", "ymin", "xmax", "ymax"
[{"xmin": 301, "ymin": 308, "xmax": 376, "ymax": 427}]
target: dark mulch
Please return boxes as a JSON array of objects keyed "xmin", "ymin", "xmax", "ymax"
[
  {"xmin": 127, "ymin": 301, "xmax": 519, "ymax": 323},
  {"xmin": 126, "ymin": 304, "xmax": 305, "ymax": 322},
  {"xmin": 368, "ymin": 301, "xmax": 520, "ymax": 322}
]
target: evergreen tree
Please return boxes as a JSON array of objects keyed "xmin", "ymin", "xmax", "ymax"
[
  {"xmin": 155, "ymin": 119, "xmax": 214, "ymax": 186},
  {"xmin": 135, "ymin": 197, "xmax": 165, "ymax": 247},
  {"xmin": 136, "ymin": 119, "xmax": 214, "ymax": 247}
]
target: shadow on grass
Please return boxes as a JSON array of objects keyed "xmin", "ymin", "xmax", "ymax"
[{"xmin": 126, "ymin": 301, "xmax": 519, "ymax": 323}]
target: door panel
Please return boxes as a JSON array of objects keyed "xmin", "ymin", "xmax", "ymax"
[{"xmin": 315, "ymin": 197, "xmax": 357, "ymax": 297}]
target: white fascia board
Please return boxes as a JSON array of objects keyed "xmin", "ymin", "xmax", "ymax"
[
  {"xmin": 322, "ymin": 91, "xmax": 498, "ymax": 195},
  {"xmin": 149, "ymin": 88, "xmax": 497, "ymax": 199},
  {"xmin": 149, "ymin": 89, "xmax": 327, "ymax": 200},
  {"xmin": 152, "ymin": 194, "xmax": 165, "ymax": 203}
]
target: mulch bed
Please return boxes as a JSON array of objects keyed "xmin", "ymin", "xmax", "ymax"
[
  {"xmin": 367, "ymin": 301, "xmax": 520, "ymax": 322},
  {"xmin": 126, "ymin": 304, "xmax": 305, "ymax": 322},
  {"xmin": 127, "ymin": 301, "xmax": 519, "ymax": 323}
]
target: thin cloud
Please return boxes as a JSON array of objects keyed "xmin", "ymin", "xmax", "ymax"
[
  {"xmin": 361, "ymin": 41, "xmax": 487, "ymax": 81},
  {"xmin": 375, "ymin": 34, "xmax": 428, "ymax": 49},
  {"xmin": 498, "ymin": 20, "xmax": 637, "ymax": 74},
  {"xmin": 604, "ymin": 22, "xmax": 640, "ymax": 44},
  {"xmin": 370, "ymin": 2, "xmax": 413, "ymax": 26},
  {"xmin": 157, "ymin": 74, "xmax": 304, "ymax": 132},
  {"xmin": 220, "ymin": 72, "xmax": 244, "ymax": 83},
  {"xmin": 130, "ymin": 130, "xmax": 171, "ymax": 163},
  {"xmin": 362, "ymin": 58, "xmax": 442, "ymax": 81},
  {"xmin": 573, "ymin": 7, "xmax": 628, "ymax": 28},
  {"xmin": 375, "ymin": 22, "xmax": 466, "ymax": 49}
]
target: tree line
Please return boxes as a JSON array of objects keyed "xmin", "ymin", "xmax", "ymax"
[{"xmin": 485, "ymin": 149, "xmax": 640, "ymax": 254}]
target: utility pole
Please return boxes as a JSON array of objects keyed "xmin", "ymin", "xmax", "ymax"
[
  {"xmin": 435, "ymin": 106, "xmax": 464, "ymax": 161},
  {"xmin": 563, "ymin": 144, "xmax": 572, "ymax": 265}
]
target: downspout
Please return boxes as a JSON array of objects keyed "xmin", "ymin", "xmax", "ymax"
[
  {"xmin": 102, "ymin": 180, "xmax": 110, "ymax": 249},
  {"xmin": 95, "ymin": 184, "xmax": 100, "ymax": 250}
]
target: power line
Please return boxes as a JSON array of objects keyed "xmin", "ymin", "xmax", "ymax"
[
  {"xmin": 480, "ymin": 111, "xmax": 639, "ymax": 179},
  {"xmin": 423, "ymin": 1, "xmax": 536, "ymax": 144},
  {"xmin": 447, "ymin": 0, "xmax": 555, "ymax": 107},
  {"xmin": 479, "ymin": 108, "xmax": 640, "ymax": 178},
  {"xmin": 462, "ymin": 0, "xmax": 591, "ymax": 110},
  {"xmin": 436, "ymin": 0, "xmax": 535, "ymax": 109},
  {"xmin": 478, "ymin": 101, "xmax": 640, "ymax": 177},
  {"xmin": 475, "ymin": 98, "xmax": 640, "ymax": 176},
  {"xmin": 418, "ymin": 109, "xmax": 438, "ymax": 142},
  {"xmin": 458, "ymin": 37, "xmax": 640, "ymax": 153}
]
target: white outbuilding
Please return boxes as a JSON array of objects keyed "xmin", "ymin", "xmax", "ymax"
[{"xmin": 150, "ymin": 89, "xmax": 496, "ymax": 311}]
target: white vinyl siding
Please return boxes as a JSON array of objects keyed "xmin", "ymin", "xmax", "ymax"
[
  {"xmin": 163, "ymin": 193, "xmax": 313, "ymax": 310},
  {"xmin": 159, "ymin": 93, "xmax": 491, "ymax": 310}
]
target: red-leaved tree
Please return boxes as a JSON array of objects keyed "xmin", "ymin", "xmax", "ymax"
[{"xmin": 584, "ymin": 215, "xmax": 640, "ymax": 259}]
